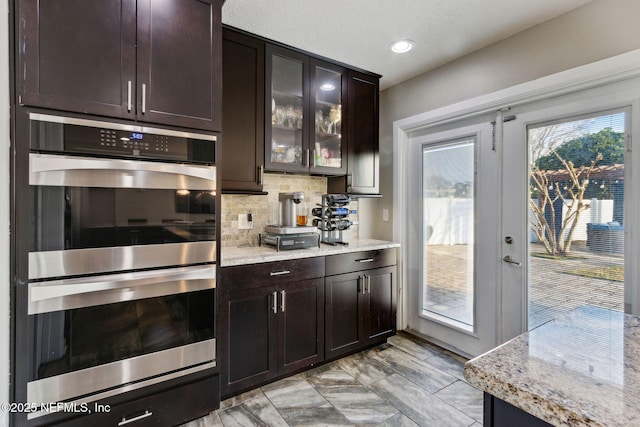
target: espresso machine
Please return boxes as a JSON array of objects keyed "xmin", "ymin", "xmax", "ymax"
[{"xmin": 261, "ymin": 192, "xmax": 320, "ymax": 251}]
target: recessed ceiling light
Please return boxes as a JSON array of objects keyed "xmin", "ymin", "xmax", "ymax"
[
  {"xmin": 320, "ymin": 83, "xmax": 336, "ymax": 91},
  {"xmin": 390, "ymin": 39, "xmax": 415, "ymax": 54}
]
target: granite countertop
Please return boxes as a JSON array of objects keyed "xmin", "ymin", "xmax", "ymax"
[
  {"xmin": 464, "ymin": 306, "xmax": 640, "ymax": 427},
  {"xmin": 220, "ymin": 238, "xmax": 400, "ymax": 267}
]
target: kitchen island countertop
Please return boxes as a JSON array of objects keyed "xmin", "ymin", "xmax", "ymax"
[
  {"xmin": 464, "ymin": 306, "xmax": 640, "ymax": 426},
  {"xmin": 220, "ymin": 238, "xmax": 399, "ymax": 267}
]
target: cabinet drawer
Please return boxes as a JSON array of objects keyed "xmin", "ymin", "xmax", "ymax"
[
  {"xmin": 221, "ymin": 256, "xmax": 325, "ymax": 290},
  {"xmin": 325, "ymin": 248, "xmax": 396, "ymax": 276},
  {"xmin": 57, "ymin": 374, "xmax": 219, "ymax": 427}
]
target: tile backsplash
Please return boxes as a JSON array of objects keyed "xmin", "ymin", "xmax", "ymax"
[{"xmin": 221, "ymin": 173, "xmax": 359, "ymax": 248}]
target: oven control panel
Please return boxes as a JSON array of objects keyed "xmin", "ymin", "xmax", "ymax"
[
  {"xmin": 65, "ymin": 125, "xmax": 214, "ymax": 163},
  {"xmin": 29, "ymin": 114, "xmax": 216, "ymax": 164},
  {"xmin": 94, "ymin": 129, "xmax": 175, "ymax": 156}
]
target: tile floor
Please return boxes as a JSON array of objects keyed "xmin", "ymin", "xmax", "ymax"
[{"xmin": 182, "ymin": 332, "xmax": 483, "ymax": 426}]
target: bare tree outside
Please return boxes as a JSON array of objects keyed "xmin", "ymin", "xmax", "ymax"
[
  {"xmin": 529, "ymin": 150, "xmax": 602, "ymax": 256},
  {"xmin": 528, "ymin": 121, "xmax": 601, "ymax": 256}
]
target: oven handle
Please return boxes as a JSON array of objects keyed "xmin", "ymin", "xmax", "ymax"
[
  {"xmin": 28, "ymin": 265, "xmax": 216, "ymax": 315},
  {"xmin": 29, "ymin": 153, "xmax": 216, "ymax": 191}
]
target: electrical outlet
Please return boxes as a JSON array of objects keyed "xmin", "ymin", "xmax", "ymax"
[
  {"xmin": 238, "ymin": 213, "xmax": 253, "ymax": 230},
  {"xmin": 382, "ymin": 208, "xmax": 389, "ymax": 222}
]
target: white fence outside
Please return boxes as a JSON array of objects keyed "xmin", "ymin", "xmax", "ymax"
[
  {"xmin": 529, "ymin": 198, "xmax": 615, "ymax": 243},
  {"xmin": 424, "ymin": 197, "xmax": 615, "ymax": 245}
]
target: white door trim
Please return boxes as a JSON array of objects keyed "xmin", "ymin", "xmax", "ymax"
[{"xmin": 394, "ymin": 48, "xmax": 640, "ymax": 335}]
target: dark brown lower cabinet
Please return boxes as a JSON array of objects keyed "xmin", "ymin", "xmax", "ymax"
[
  {"xmin": 219, "ymin": 274, "xmax": 324, "ymax": 396},
  {"xmin": 484, "ymin": 393, "xmax": 553, "ymax": 427},
  {"xmin": 325, "ymin": 265, "xmax": 396, "ymax": 360},
  {"xmin": 219, "ymin": 251, "xmax": 395, "ymax": 397}
]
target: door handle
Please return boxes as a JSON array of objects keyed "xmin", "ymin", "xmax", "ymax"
[
  {"xmin": 29, "ymin": 153, "xmax": 216, "ymax": 190},
  {"xmin": 363, "ymin": 275, "xmax": 370, "ymax": 294},
  {"xmin": 127, "ymin": 80, "xmax": 132, "ymax": 112},
  {"xmin": 280, "ymin": 290, "xmax": 286, "ymax": 312},
  {"xmin": 141, "ymin": 83, "xmax": 147, "ymax": 114},
  {"xmin": 502, "ymin": 255, "xmax": 522, "ymax": 266},
  {"xmin": 272, "ymin": 291, "xmax": 278, "ymax": 313}
]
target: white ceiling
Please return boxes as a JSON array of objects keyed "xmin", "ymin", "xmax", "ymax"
[{"xmin": 222, "ymin": 0, "xmax": 594, "ymax": 90}]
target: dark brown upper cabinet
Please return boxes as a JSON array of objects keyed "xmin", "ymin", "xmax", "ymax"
[
  {"xmin": 222, "ymin": 28, "xmax": 266, "ymax": 193},
  {"xmin": 328, "ymin": 70, "xmax": 380, "ymax": 195},
  {"xmin": 310, "ymin": 59, "xmax": 348, "ymax": 176},
  {"xmin": 18, "ymin": 0, "xmax": 221, "ymax": 132},
  {"xmin": 265, "ymin": 45, "xmax": 347, "ymax": 175}
]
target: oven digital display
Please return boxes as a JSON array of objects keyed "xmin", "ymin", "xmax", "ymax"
[{"xmin": 130, "ymin": 132, "xmax": 144, "ymax": 140}]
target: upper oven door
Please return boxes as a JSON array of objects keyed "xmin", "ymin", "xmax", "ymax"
[{"xmin": 29, "ymin": 153, "xmax": 216, "ymax": 280}]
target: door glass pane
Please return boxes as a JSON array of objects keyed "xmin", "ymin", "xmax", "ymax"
[
  {"xmin": 422, "ymin": 139, "xmax": 475, "ymax": 328},
  {"xmin": 313, "ymin": 67, "xmax": 342, "ymax": 168},
  {"xmin": 270, "ymin": 54, "xmax": 304, "ymax": 166},
  {"xmin": 528, "ymin": 111, "xmax": 625, "ymax": 329}
]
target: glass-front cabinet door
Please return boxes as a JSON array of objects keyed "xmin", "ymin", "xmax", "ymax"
[
  {"xmin": 266, "ymin": 46, "xmax": 309, "ymax": 173},
  {"xmin": 310, "ymin": 60, "xmax": 346, "ymax": 175},
  {"xmin": 265, "ymin": 46, "xmax": 346, "ymax": 174}
]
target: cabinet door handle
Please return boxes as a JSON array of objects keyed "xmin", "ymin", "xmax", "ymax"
[
  {"xmin": 272, "ymin": 291, "xmax": 278, "ymax": 313},
  {"xmin": 356, "ymin": 258, "xmax": 374, "ymax": 263},
  {"xmin": 118, "ymin": 410, "xmax": 153, "ymax": 426},
  {"xmin": 270, "ymin": 270, "xmax": 291, "ymax": 276},
  {"xmin": 127, "ymin": 80, "xmax": 132, "ymax": 112},
  {"xmin": 366, "ymin": 275, "xmax": 371, "ymax": 294},
  {"xmin": 257, "ymin": 165, "xmax": 264, "ymax": 185},
  {"xmin": 306, "ymin": 149, "xmax": 310, "ymax": 167},
  {"xmin": 346, "ymin": 174, "xmax": 353, "ymax": 191},
  {"xmin": 141, "ymin": 83, "xmax": 147, "ymax": 114},
  {"xmin": 280, "ymin": 290, "xmax": 286, "ymax": 312}
]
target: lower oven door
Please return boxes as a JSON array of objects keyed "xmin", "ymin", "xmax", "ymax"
[{"xmin": 26, "ymin": 265, "xmax": 216, "ymax": 412}]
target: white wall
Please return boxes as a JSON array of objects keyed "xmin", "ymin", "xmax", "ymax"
[
  {"xmin": 370, "ymin": 0, "xmax": 640, "ymax": 241},
  {"xmin": 1, "ymin": 0, "xmax": 10, "ymax": 423}
]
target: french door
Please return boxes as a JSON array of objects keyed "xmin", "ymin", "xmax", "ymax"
[
  {"xmin": 501, "ymin": 79, "xmax": 638, "ymax": 335},
  {"xmin": 404, "ymin": 76, "xmax": 640, "ymax": 357},
  {"xmin": 405, "ymin": 114, "xmax": 500, "ymax": 357}
]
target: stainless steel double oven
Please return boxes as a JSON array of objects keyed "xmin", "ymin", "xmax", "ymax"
[{"xmin": 14, "ymin": 111, "xmax": 218, "ymax": 422}]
